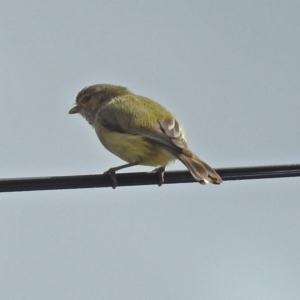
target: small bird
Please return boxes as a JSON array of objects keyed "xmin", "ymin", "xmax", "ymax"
[{"xmin": 69, "ymin": 84, "xmax": 222, "ymax": 188}]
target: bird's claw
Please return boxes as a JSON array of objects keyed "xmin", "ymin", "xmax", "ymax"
[
  {"xmin": 103, "ymin": 169, "xmax": 118, "ymax": 189},
  {"xmin": 152, "ymin": 166, "xmax": 165, "ymax": 187}
]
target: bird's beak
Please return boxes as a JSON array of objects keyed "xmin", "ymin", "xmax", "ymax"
[{"xmin": 68, "ymin": 105, "xmax": 81, "ymax": 114}]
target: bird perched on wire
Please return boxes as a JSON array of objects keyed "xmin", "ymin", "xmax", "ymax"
[{"xmin": 69, "ymin": 84, "xmax": 222, "ymax": 188}]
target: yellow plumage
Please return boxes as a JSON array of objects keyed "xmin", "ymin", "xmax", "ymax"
[{"xmin": 94, "ymin": 123, "xmax": 176, "ymax": 166}]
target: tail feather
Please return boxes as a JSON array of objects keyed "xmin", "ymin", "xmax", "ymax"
[{"xmin": 179, "ymin": 150, "xmax": 222, "ymax": 184}]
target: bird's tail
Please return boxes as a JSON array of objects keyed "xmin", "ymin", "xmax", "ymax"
[{"xmin": 178, "ymin": 149, "xmax": 222, "ymax": 184}]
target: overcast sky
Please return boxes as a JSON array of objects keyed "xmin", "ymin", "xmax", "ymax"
[{"xmin": 1, "ymin": 1, "xmax": 300, "ymax": 299}]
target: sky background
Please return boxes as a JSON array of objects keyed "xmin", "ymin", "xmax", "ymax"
[{"xmin": 1, "ymin": 1, "xmax": 300, "ymax": 299}]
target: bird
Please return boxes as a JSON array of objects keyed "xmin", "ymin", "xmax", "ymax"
[{"xmin": 69, "ymin": 84, "xmax": 222, "ymax": 188}]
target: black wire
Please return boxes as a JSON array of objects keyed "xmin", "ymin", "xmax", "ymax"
[{"xmin": 0, "ymin": 164, "xmax": 299, "ymax": 193}]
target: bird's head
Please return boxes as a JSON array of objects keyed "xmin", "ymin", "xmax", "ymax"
[{"xmin": 68, "ymin": 84, "xmax": 129, "ymax": 125}]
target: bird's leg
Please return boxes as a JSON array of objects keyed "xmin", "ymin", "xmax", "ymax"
[
  {"xmin": 104, "ymin": 161, "xmax": 139, "ymax": 189},
  {"xmin": 152, "ymin": 166, "xmax": 165, "ymax": 186}
]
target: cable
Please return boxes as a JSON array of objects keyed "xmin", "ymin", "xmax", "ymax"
[{"xmin": 0, "ymin": 164, "xmax": 299, "ymax": 193}]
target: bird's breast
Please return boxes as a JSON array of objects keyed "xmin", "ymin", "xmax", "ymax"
[{"xmin": 94, "ymin": 124, "xmax": 175, "ymax": 167}]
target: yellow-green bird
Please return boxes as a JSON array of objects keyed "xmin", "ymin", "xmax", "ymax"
[{"xmin": 69, "ymin": 84, "xmax": 222, "ymax": 187}]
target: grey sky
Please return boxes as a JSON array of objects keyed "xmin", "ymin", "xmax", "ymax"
[{"xmin": 1, "ymin": 1, "xmax": 300, "ymax": 299}]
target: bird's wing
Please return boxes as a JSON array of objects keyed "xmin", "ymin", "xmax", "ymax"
[
  {"xmin": 133, "ymin": 118, "xmax": 188, "ymax": 150},
  {"xmin": 97, "ymin": 99, "xmax": 188, "ymax": 152}
]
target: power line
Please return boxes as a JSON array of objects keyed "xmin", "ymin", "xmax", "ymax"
[{"xmin": 0, "ymin": 164, "xmax": 299, "ymax": 193}]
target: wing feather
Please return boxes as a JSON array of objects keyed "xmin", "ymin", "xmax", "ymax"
[{"xmin": 97, "ymin": 98, "xmax": 187, "ymax": 153}]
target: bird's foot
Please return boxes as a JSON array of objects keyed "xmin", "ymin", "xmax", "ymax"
[
  {"xmin": 152, "ymin": 166, "xmax": 165, "ymax": 186},
  {"xmin": 103, "ymin": 161, "xmax": 140, "ymax": 189},
  {"xmin": 103, "ymin": 168, "xmax": 118, "ymax": 189}
]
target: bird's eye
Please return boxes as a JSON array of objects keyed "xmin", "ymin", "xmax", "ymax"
[{"xmin": 82, "ymin": 95, "xmax": 91, "ymax": 103}]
